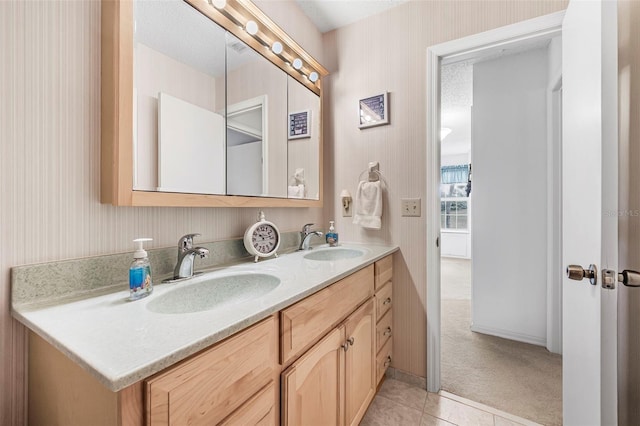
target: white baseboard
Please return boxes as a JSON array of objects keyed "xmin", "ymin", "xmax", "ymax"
[{"xmin": 470, "ymin": 324, "xmax": 546, "ymax": 347}]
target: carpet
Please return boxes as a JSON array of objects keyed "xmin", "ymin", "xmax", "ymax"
[{"xmin": 441, "ymin": 299, "xmax": 563, "ymax": 425}]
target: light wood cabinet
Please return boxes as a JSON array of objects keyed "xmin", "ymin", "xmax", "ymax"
[
  {"xmin": 282, "ymin": 300, "xmax": 374, "ymax": 426},
  {"xmin": 27, "ymin": 255, "xmax": 393, "ymax": 426},
  {"xmin": 219, "ymin": 382, "xmax": 277, "ymax": 426},
  {"xmin": 344, "ymin": 300, "xmax": 376, "ymax": 426},
  {"xmin": 145, "ymin": 316, "xmax": 278, "ymax": 426},
  {"xmin": 374, "ymin": 255, "xmax": 393, "ymax": 290},
  {"xmin": 280, "ymin": 265, "xmax": 373, "ymax": 365},
  {"xmin": 374, "ymin": 256, "xmax": 394, "ymax": 384},
  {"xmin": 281, "ymin": 326, "xmax": 345, "ymax": 426}
]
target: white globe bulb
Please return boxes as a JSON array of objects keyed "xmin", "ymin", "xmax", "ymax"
[
  {"xmin": 245, "ymin": 20, "xmax": 258, "ymax": 35},
  {"xmin": 271, "ymin": 41, "xmax": 283, "ymax": 55},
  {"xmin": 292, "ymin": 58, "xmax": 303, "ymax": 70},
  {"xmin": 309, "ymin": 72, "xmax": 319, "ymax": 82}
]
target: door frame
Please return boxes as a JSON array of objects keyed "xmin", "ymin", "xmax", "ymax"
[{"xmin": 425, "ymin": 10, "xmax": 565, "ymax": 392}]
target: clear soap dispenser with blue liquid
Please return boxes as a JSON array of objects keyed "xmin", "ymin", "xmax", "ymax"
[
  {"xmin": 129, "ymin": 238, "xmax": 153, "ymax": 301},
  {"xmin": 326, "ymin": 220, "xmax": 339, "ymax": 247}
]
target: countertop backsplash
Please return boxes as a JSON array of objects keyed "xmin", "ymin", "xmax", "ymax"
[{"xmin": 11, "ymin": 231, "xmax": 301, "ymax": 309}]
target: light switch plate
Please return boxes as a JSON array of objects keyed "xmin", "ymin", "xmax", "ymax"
[{"xmin": 401, "ymin": 198, "xmax": 421, "ymax": 217}]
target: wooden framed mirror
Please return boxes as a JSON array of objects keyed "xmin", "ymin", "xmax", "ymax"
[{"xmin": 101, "ymin": 0, "xmax": 328, "ymax": 207}]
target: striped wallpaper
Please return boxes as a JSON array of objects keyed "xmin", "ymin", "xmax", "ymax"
[
  {"xmin": 0, "ymin": 1, "xmax": 322, "ymax": 423},
  {"xmin": 5, "ymin": 0, "xmax": 640, "ymax": 423}
]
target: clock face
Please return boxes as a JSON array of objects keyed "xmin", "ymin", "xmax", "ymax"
[{"xmin": 252, "ymin": 224, "xmax": 279, "ymax": 254}]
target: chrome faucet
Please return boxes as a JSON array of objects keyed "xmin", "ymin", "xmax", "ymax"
[
  {"xmin": 173, "ymin": 233, "xmax": 209, "ymax": 279},
  {"xmin": 298, "ymin": 223, "xmax": 324, "ymax": 251}
]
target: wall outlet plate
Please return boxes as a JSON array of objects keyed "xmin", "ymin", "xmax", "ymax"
[{"xmin": 401, "ymin": 198, "xmax": 421, "ymax": 217}]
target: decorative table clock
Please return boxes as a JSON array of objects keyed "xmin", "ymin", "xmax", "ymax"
[{"xmin": 244, "ymin": 211, "xmax": 281, "ymax": 262}]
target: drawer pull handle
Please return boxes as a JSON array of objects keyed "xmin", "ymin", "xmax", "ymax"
[
  {"xmin": 384, "ymin": 356, "xmax": 392, "ymax": 367},
  {"xmin": 383, "ymin": 327, "xmax": 392, "ymax": 337},
  {"xmin": 347, "ymin": 337, "xmax": 355, "ymax": 346},
  {"xmin": 383, "ymin": 297, "xmax": 392, "ymax": 305}
]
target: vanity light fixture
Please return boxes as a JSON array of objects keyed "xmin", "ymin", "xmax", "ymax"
[
  {"xmin": 292, "ymin": 58, "xmax": 303, "ymax": 70},
  {"xmin": 309, "ymin": 72, "xmax": 319, "ymax": 83},
  {"xmin": 245, "ymin": 20, "xmax": 259, "ymax": 35},
  {"xmin": 271, "ymin": 41, "xmax": 283, "ymax": 55}
]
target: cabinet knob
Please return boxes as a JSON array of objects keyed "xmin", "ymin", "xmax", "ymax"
[
  {"xmin": 384, "ymin": 356, "xmax": 392, "ymax": 367},
  {"xmin": 347, "ymin": 337, "xmax": 355, "ymax": 346},
  {"xmin": 383, "ymin": 297, "xmax": 392, "ymax": 305},
  {"xmin": 341, "ymin": 343, "xmax": 349, "ymax": 352},
  {"xmin": 383, "ymin": 327, "xmax": 392, "ymax": 337}
]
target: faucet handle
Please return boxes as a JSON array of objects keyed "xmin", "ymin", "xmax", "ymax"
[
  {"xmin": 301, "ymin": 223, "xmax": 315, "ymax": 233},
  {"xmin": 178, "ymin": 233, "xmax": 201, "ymax": 251}
]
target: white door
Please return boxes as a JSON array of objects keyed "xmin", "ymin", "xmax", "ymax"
[{"xmin": 562, "ymin": 0, "xmax": 618, "ymax": 424}]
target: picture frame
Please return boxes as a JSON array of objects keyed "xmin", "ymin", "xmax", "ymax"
[
  {"xmin": 358, "ymin": 92, "xmax": 389, "ymax": 129},
  {"xmin": 288, "ymin": 109, "xmax": 311, "ymax": 139}
]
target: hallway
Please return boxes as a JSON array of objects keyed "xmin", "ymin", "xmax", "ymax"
[{"xmin": 441, "ymin": 258, "xmax": 562, "ymax": 426}]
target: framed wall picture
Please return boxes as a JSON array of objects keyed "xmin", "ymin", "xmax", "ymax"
[
  {"xmin": 358, "ymin": 92, "xmax": 389, "ymax": 129},
  {"xmin": 288, "ymin": 109, "xmax": 311, "ymax": 139}
]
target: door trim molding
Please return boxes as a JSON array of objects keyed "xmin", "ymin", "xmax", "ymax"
[{"xmin": 425, "ymin": 10, "xmax": 565, "ymax": 393}]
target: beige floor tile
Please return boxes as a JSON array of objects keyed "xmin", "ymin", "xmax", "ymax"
[
  {"xmin": 423, "ymin": 393, "xmax": 494, "ymax": 426},
  {"xmin": 420, "ymin": 412, "xmax": 457, "ymax": 426},
  {"xmin": 361, "ymin": 395, "xmax": 423, "ymax": 426},
  {"xmin": 377, "ymin": 378, "xmax": 428, "ymax": 411}
]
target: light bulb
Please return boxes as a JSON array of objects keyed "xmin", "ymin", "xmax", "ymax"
[
  {"xmin": 309, "ymin": 72, "xmax": 319, "ymax": 82},
  {"xmin": 245, "ymin": 20, "xmax": 258, "ymax": 35},
  {"xmin": 271, "ymin": 41, "xmax": 283, "ymax": 55},
  {"xmin": 292, "ymin": 58, "xmax": 303, "ymax": 70},
  {"xmin": 210, "ymin": 0, "xmax": 226, "ymax": 8}
]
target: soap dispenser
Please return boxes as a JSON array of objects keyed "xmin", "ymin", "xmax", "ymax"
[
  {"xmin": 326, "ymin": 221, "xmax": 339, "ymax": 247},
  {"xmin": 129, "ymin": 238, "xmax": 153, "ymax": 301}
]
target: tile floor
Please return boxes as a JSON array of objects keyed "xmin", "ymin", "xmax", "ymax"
[{"xmin": 361, "ymin": 379, "xmax": 541, "ymax": 426}]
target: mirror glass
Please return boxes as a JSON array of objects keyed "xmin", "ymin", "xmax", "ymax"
[
  {"xmin": 225, "ymin": 32, "xmax": 288, "ymax": 198},
  {"xmin": 287, "ymin": 76, "xmax": 321, "ymax": 200},
  {"xmin": 132, "ymin": 0, "xmax": 321, "ymax": 201},
  {"xmin": 133, "ymin": 0, "xmax": 227, "ymax": 195}
]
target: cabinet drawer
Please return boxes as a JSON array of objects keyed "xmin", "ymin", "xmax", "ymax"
[
  {"xmin": 376, "ymin": 310, "xmax": 392, "ymax": 354},
  {"xmin": 281, "ymin": 265, "xmax": 374, "ymax": 365},
  {"xmin": 375, "ymin": 281, "xmax": 392, "ymax": 320},
  {"xmin": 376, "ymin": 338, "xmax": 392, "ymax": 385},
  {"xmin": 146, "ymin": 316, "xmax": 277, "ymax": 426},
  {"xmin": 374, "ymin": 255, "xmax": 393, "ymax": 290},
  {"xmin": 220, "ymin": 382, "xmax": 277, "ymax": 426}
]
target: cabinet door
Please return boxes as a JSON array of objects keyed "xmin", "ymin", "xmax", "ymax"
[
  {"xmin": 219, "ymin": 382, "xmax": 277, "ymax": 426},
  {"xmin": 344, "ymin": 300, "xmax": 375, "ymax": 426},
  {"xmin": 282, "ymin": 326, "xmax": 345, "ymax": 426},
  {"xmin": 281, "ymin": 265, "xmax": 373, "ymax": 365},
  {"xmin": 145, "ymin": 317, "xmax": 276, "ymax": 426}
]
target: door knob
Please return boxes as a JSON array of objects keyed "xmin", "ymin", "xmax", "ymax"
[
  {"xmin": 566, "ymin": 264, "xmax": 598, "ymax": 285},
  {"xmin": 618, "ymin": 270, "xmax": 640, "ymax": 287}
]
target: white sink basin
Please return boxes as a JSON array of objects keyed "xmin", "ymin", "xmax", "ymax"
[
  {"xmin": 147, "ymin": 273, "xmax": 280, "ymax": 314},
  {"xmin": 303, "ymin": 248, "xmax": 364, "ymax": 261}
]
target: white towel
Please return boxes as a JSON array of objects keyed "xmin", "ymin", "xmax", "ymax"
[
  {"xmin": 353, "ymin": 180, "xmax": 382, "ymax": 229},
  {"xmin": 288, "ymin": 184, "xmax": 306, "ymax": 198}
]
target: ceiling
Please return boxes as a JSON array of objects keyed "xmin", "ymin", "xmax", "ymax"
[{"xmin": 294, "ymin": 0, "xmax": 408, "ymax": 33}]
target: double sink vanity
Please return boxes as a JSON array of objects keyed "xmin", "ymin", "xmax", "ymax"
[
  {"xmin": 13, "ymin": 242, "xmax": 397, "ymax": 425},
  {"xmin": 11, "ymin": 0, "xmax": 401, "ymax": 423}
]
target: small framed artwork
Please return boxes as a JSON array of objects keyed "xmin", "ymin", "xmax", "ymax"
[
  {"xmin": 288, "ymin": 109, "xmax": 311, "ymax": 139},
  {"xmin": 358, "ymin": 92, "xmax": 389, "ymax": 129}
]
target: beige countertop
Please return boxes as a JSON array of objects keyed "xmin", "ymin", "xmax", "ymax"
[{"xmin": 12, "ymin": 242, "xmax": 398, "ymax": 392}]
